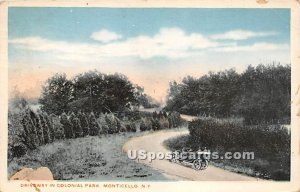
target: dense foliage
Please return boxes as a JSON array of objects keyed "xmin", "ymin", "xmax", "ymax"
[
  {"xmin": 8, "ymin": 108, "xmax": 183, "ymax": 161},
  {"xmin": 165, "ymin": 64, "xmax": 291, "ymax": 124},
  {"xmin": 39, "ymin": 71, "xmax": 158, "ymax": 115},
  {"xmin": 39, "ymin": 74, "xmax": 73, "ymax": 115},
  {"xmin": 186, "ymin": 118, "xmax": 290, "ymax": 180}
]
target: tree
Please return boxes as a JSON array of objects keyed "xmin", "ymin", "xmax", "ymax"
[
  {"xmin": 165, "ymin": 81, "xmax": 184, "ymax": 112},
  {"xmin": 60, "ymin": 113, "xmax": 74, "ymax": 139},
  {"xmin": 70, "ymin": 71, "xmax": 106, "ymax": 112},
  {"xmin": 77, "ymin": 112, "xmax": 89, "ymax": 136},
  {"xmin": 164, "ymin": 64, "xmax": 291, "ymax": 124},
  {"xmin": 88, "ymin": 112, "xmax": 99, "ymax": 136},
  {"xmin": 103, "ymin": 73, "xmax": 138, "ymax": 112},
  {"xmin": 71, "ymin": 71, "xmax": 139, "ymax": 113},
  {"xmin": 70, "ymin": 112, "xmax": 83, "ymax": 138},
  {"xmin": 39, "ymin": 71, "xmax": 147, "ymax": 114},
  {"xmin": 134, "ymin": 85, "xmax": 160, "ymax": 108},
  {"xmin": 232, "ymin": 64, "xmax": 291, "ymax": 124},
  {"xmin": 39, "ymin": 73, "xmax": 73, "ymax": 115}
]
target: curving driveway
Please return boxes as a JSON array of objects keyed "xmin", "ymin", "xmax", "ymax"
[{"xmin": 122, "ymin": 128, "xmax": 261, "ymax": 181}]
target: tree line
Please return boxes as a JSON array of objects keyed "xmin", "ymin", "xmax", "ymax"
[
  {"xmin": 165, "ymin": 64, "xmax": 291, "ymax": 124},
  {"xmin": 39, "ymin": 71, "xmax": 159, "ymax": 115}
]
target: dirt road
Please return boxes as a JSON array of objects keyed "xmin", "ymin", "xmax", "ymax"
[{"xmin": 122, "ymin": 129, "xmax": 260, "ymax": 181}]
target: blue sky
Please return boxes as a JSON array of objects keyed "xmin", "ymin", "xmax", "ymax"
[
  {"xmin": 9, "ymin": 8, "xmax": 290, "ymax": 43},
  {"xmin": 8, "ymin": 8, "xmax": 291, "ymax": 102}
]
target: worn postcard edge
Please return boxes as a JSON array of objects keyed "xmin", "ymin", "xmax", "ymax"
[{"xmin": 0, "ymin": 1, "xmax": 299, "ymax": 192}]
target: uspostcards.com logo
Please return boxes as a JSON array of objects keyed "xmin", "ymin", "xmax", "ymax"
[{"xmin": 127, "ymin": 148, "xmax": 254, "ymax": 170}]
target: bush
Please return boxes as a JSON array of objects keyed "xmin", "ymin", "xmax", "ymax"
[
  {"xmin": 49, "ymin": 114, "xmax": 64, "ymax": 140},
  {"xmin": 43, "ymin": 112, "xmax": 55, "ymax": 143},
  {"xmin": 140, "ymin": 117, "xmax": 152, "ymax": 131},
  {"xmin": 121, "ymin": 121, "xmax": 137, "ymax": 133},
  {"xmin": 97, "ymin": 113, "xmax": 108, "ymax": 135},
  {"xmin": 60, "ymin": 113, "xmax": 74, "ymax": 139},
  {"xmin": 188, "ymin": 118, "xmax": 290, "ymax": 180},
  {"xmin": 77, "ymin": 112, "xmax": 89, "ymax": 136},
  {"xmin": 105, "ymin": 113, "xmax": 120, "ymax": 134},
  {"xmin": 69, "ymin": 113, "xmax": 83, "ymax": 138},
  {"xmin": 158, "ymin": 117, "xmax": 169, "ymax": 129},
  {"xmin": 138, "ymin": 111, "xmax": 183, "ymax": 132},
  {"xmin": 151, "ymin": 118, "xmax": 160, "ymax": 131},
  {"xmin": 189, "ymin": 119, "xmax": 290, "ymax": 153},
  {"xmin": 20, "ymin": 109, "xmax": 40, "ymax": 149},
  {"xmin": 8, "ymin": 112, "xmax": 27, "ymax": 160},
  {"xmin": 38, "ymin": 113, "xmax": 49, "ymax": 144},
  {"xmin": 88, "ymin": 112, "xmax": 99, "ymax": 136}
]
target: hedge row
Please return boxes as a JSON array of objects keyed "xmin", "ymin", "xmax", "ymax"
[
  {"xmin": 8, "ymin": 109, "xmax": 182, "ymax": 160},
  {"xmin": 140, "ymin": 111, "xmax": 181, "ymax": 131},
  {"xmin": 188, "ymin": 118, "xmax": 290, "ymax": 180}
]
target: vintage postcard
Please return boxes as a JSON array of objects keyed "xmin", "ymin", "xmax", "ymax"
[{"xmin": 0, "ymin": 0, "xmax": 300, "ymax": 192}]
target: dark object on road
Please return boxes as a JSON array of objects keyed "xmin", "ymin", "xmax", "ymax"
[{"xmin": 170, "ymin": 147, "xmax": 210, "ymax": 170}]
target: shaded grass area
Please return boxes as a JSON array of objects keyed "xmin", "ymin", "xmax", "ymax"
[
  {"xmin": 164, "ymin": 119, "xmax": 290, "ymax": 181},
  {"xmin": 8, "ymin": 132, "xmax": 169, "ymax": 181}
]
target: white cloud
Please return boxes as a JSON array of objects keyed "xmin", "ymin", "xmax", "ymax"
[
  {"xmin": 9, "ymin": 28, "xmax": 288, "ymax": 62},
  {"xmin": 90, "ymin": 29, "xmax": 122, "ymax": 43},
  {"xmin": 9, "ymin": 37, "xmax": 99, "ymax": 54},
  {"xmin": 210, "ymin": 30, "xmax": 278, "ymax": 40},
  {"xmin": 100, "ymin": 27, "xmax": 219, "ymax": 59},
  {"xmin": 213, "ymin": 42, "xmax": 289, "ymax": 52},
  {"xmin": 9, "ymin": 27, "xmax": 219, "ymax": 60}
]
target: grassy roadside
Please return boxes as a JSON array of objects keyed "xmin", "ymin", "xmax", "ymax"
[{"xmin": 8, "ymin": 132, "xmax": 169, "ymax": 181}]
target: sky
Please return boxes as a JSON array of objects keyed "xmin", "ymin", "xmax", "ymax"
[{"xmin": 8, "ymin": 8, "xmax": 291, "ymax": 103}]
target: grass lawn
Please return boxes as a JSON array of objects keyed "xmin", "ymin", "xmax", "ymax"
[{"xmin": 8, "ymin": 132, "xmax": 169, "ymax": 181}]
